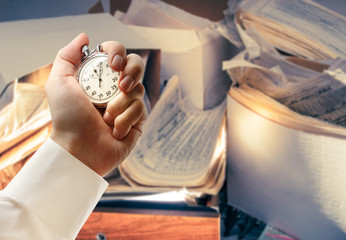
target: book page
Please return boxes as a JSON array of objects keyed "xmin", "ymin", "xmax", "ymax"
[
  {"xmin": 230, "ymin": 85, "xmax": 346, "ymax": 139},
  {"xmin": 275, "ymin": 67, "xmax": 346, "ymax": 126},
  {"xmin": 224, "ymin": 49, "xmax": 346, "ymax": 127},
  {"xmin": 0, "ymin": 65, "xmax": 52, "ymax": 170},
  {"xmin": 239, "ymin": 0, "xmax": 346, "ymax": 58},
  {"xmin": 120, "ymin": 76, "xmax": 226, "ymax": 186}
]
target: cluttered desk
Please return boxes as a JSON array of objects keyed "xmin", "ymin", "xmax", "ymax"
[{"xmin": 0, "ymin": 0, "xmax": 346, "ymax": 239}]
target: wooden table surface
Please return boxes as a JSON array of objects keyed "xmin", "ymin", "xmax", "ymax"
[{"xmin": 77, "ymin": 207, "xmax": 220, "ymax": 240}]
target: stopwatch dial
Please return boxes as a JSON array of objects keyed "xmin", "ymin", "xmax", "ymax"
[{"xmin": 79, "ymin": 56, "xmax": 120, "ymax": 104}]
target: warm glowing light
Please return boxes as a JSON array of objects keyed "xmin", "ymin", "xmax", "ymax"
[{"xmin": 125, "ymin": 188, "xmax": 202, "ymax": 203}]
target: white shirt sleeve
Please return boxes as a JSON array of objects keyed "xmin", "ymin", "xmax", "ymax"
[{"xmin": 0, "ymin": 138, "xmax": 108, "ymax": 240}]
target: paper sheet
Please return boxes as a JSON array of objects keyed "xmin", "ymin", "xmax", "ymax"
[
  {"xmin": 115, "ymin": 0, "xmax": 236, "ymax": 110},
  {"xmin": 0, "ymin": 64, "xmax": 52, "ymax": 170},
  {"xmin": 119, "ymin": 0, "xmax": 213, "ymax": 29},
  {"xmin": 238, "ymin": 0, "xmax": 346, "ymax": 59},
  {"xmin": 0, "ymin": 13, "xmax": 154, "ymax": 84},
  {"xmin": 224, "ymin": 47, "xmax": 346, "ymax": 127},
  {"xmin": 120, "ymin": 76, "xmax": 226, "ymax": 187}
]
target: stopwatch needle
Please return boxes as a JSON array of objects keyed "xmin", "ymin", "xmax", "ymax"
[{"xmin": 98, "ymin": 63, "xmax": 103, "ymax": 88}]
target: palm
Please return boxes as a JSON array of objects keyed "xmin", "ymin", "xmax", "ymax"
[{"xmin": 48, "ymin": 74, "xmax": 135, "ymax": 176}]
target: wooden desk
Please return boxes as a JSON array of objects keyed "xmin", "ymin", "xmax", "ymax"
[{"xmin": 77, "ymin": 203, "xmax": 220, "ymax": 240}]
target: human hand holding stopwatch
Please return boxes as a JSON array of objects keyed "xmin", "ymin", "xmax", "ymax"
[{"xmin": 45, "ymin": 33, "xmax": 147, "ymax": 176}]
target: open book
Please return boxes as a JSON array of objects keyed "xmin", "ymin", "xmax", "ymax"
[{"xmin": 116, "ymin": 76, "xmax": 226, "ymax": 195}]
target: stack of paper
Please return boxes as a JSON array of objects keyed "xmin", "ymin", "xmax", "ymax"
[
  {"xmin": 226, "ymin": 82, "xmax": 346, "ymax": 239},
  {"xmin": 115, "ymin": 0, "xmax": 236, "ymax": 110},
  {"xmin": 235, "ymin": 0, "xmax": 346, "ymax": 59},
  {"xmin": 220, "ymin": 0, "xmax": 346, "ymax": 238}
]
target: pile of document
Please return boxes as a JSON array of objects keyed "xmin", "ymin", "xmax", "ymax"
[
  {"xmin": 236, "ymin": 0, "xmax": 346, "ymax": 59},
  {"xmin": 107, "ymin": 0, "xmax": 234, "ymax": 196},
  {"xmin": 1, "ymin": 0, "xmax": 346, "ymax": 238},
  {"xmin": 114, "ymin": 0, "xmax": 234, "ymax": 110},
  {"xmin": 221, "ymin": 0, "xmax": 346, "ymax": 239}
]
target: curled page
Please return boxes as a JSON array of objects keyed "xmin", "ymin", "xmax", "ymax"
[
  {"xmin": 237, "ymin": 0, "xmax": 346, "ymax": 59},
  {"xmin": 224, "ymin": 48, "xmax": 346, "ymax": 127},
  {"xmin": 120, "ymin": 76, "xmax": 226, "ymax": 194},
  {"xmin": 0, "ymin": 64, "xmax": 52, "ymax": 171}
]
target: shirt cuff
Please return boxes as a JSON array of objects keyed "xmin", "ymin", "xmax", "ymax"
[{"xmin": 4, "ymin": 138, "xmax": 108, "ymax": 239}]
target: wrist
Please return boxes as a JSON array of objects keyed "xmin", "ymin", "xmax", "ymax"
[{"xmin": 50, "ymin": 130, "xmax": 107, "ymax": 176}]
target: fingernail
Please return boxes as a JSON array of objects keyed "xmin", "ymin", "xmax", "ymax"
[
  {"xmin": 120, "ymin": 75, "xmax": 134, "ymax": 92},
  {"xmin": 103, "ymin": 112, "xmax": 113, "ymax": 126},
  {"xmin": 112, "ymin": 55, "xmax": 123, "ymax": 71}
]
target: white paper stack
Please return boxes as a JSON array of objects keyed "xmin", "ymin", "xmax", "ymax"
[
  {"xmin": 115, "ymin": 0, "xmax": 236, "ymax": 110},
  {"xmin": 221, "ymin": 0, "xmax": 346, "ymax": 238}
]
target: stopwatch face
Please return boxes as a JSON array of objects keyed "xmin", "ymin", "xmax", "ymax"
[{"xmin": 78, "ymin": 54, "xmax": 120, "ymax": 107}]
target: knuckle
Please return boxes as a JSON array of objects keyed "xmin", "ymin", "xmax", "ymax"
[
  {"xmin": 132, "ymin": 99, "xmax": 144, "ymax": 113},
  {"xmin": 114, "ymin": 115, "xmax": 129, "ymax": 131},
  {"xmin": 127, "ymin": 54, "xmax": 144, "ymax": 73},
  {"xmin": 134, "ymin": 83, "xmax": 145, "ymax": 97}
]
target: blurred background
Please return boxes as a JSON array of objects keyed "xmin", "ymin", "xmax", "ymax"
[{"xmin": 0, "ymin": 0, "xmax": 344, "ymax": 23}]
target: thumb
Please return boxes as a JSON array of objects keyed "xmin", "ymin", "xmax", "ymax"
[{"xmin": 50, "ymin": 33, "xmax": 89, "ymax": 78}]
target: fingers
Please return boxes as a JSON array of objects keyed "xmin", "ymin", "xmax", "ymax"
[
  {"xmin": 119, "ymin": 53, "xmax": 144, "ymax": 93},
  {"xmin": 103, "ymin": 83, "xmax": 146, "ymax": 140},
  {"xmin": 104, "ymin": 83, "xmax": 145, "ymax": 123},
  {"xmin": 101, "ymin": 42, "xmax": 146, "ymax": 140},
  {"xmin": 45, "ymin": 33, "xmax": 92, "ymax": 115},
  {"xmin": 101, "ymin": 41, "xmax": 127, "ymax": 71},
  {"xmin": 113, "ymin": 99, "xmax": 146, "ymax": 139},
  {"xmin": 101, "ymin": 41, "xmax": 144, "ymax": 93}
]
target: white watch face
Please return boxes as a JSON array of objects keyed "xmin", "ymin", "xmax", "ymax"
[{"xmin": 78, "ymin": 54, "xmax": 120, "ymax": 106}]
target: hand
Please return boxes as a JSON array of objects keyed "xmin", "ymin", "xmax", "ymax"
[{"xmin": 45, "ymin": 33, "xmax": 146, "ymax": 176}]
